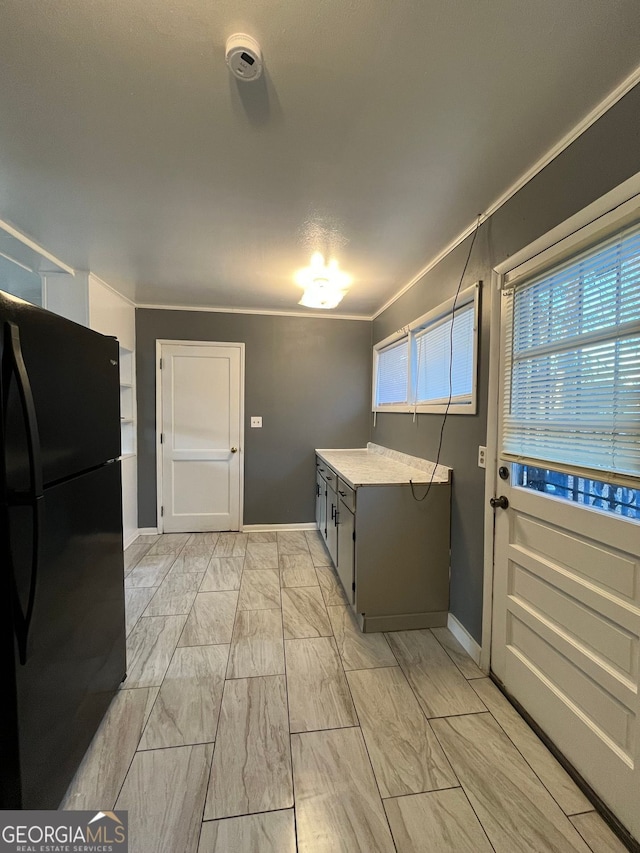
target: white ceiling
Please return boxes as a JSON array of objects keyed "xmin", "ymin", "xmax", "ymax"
[{"xmin": 1, "ymin": 0, "xmax": 639, "ymax": 316}]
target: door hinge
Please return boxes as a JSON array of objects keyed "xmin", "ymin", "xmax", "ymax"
[
  {"xmin": 161, "ymin": 506, "xmax": 164, "ymax": 517},
  {"xmin": 352, "ymin": 530, "xmax": 356, "ymax": 541},
  {"xmin": 352, "ymin": 581, "xmax": 356, "ymax": 591},
  {"xmin": 159, "ymin": 358, "xmax": 163, "ymax": 369},
  {"xmin": 160, "ymin": 433, "xmax": 163, "ymax": 444}
]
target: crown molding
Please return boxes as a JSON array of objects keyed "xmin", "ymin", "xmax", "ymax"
[{"xmin": 135, "ymin": 302, "xmax": 371, "ymax": 321}]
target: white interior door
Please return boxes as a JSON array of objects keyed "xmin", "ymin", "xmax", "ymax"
[
  {"xmin": 491, "ymin": 216, "xmax": 640, "ymax": 837},
  {"xmin": 160, "ymin": 342, "xmax": 242, "ymax": 533}
]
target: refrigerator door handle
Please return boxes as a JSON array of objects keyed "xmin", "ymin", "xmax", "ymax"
[{"xmin": 3, "ymin": 321, "xmax": 44, "ymax": 664}]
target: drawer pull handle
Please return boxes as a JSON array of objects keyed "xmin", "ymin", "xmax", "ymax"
[{"xmin": 339, "ymin": 490, "xmax": 346, "ymax": 497}]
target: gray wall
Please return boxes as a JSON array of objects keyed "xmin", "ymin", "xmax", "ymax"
[
  {"xmin": 372, "ymin": 83, "xmax": 640, "ymax": 644},
  {"xmin": 136, "ymin": 310, "xmax": 372, "ymax": 528}
]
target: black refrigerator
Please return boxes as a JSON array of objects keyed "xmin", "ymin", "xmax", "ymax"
[{"xmin": 0, "ymin": 289, "xmax": 127, "ymax": 809}]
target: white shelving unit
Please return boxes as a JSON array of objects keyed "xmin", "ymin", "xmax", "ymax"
[{"xmin": 119, "ymin": 349, "xmax": 136, "ymax": 458}]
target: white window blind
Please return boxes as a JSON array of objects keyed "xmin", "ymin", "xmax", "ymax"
[
  {"xmin": 415, "ymin": 303, "xmax": 474, "ymax": 404},
  {"xmin": 503, "ymin": 223, "xmax": 640, "ymax": 479},
  {"xmin": 376, "ymin": 337, "xmax": 408, "ymax": 405}
]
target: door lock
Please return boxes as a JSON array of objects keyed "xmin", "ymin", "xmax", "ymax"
[{"xmin": 490, "ymin": 495, "xmax": 509, "ymax": 510}]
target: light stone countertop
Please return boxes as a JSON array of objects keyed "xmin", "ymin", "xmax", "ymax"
[{"xmin": 315, "ymin": 442, "xmax": 451, "ymax": 488}]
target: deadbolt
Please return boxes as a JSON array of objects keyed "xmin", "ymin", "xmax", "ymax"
[{"xmin": 499, "ymin": 466, "xmax": 509, "ymax": 480}]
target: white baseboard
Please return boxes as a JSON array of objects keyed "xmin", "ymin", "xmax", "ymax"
[
  {"xmin": 447, "ymin": 612, "xmax": 483, "ymax": 667},
  {"xmin": 124, "ymin": 527, "xmax": 158, "ymax": 549},
  {"xmin": 242, "ymin": 522, "xmax": 316, "ymax": 532},
  {"xmin": 123, "ymin": 530, "xmax": 139, "ymax": 549}
]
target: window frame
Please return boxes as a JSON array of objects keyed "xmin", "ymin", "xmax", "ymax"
[{"xmin": 372, "ymin": 283, "xmax": 480, "ymax": 415}]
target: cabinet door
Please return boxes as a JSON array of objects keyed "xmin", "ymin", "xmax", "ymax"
[
  {"xmin": 336, "ymin": 500, "xmax": 354, "ymax": 604},
  {"xmin": 326, "ymin": 478, "xmax": 338, "ymax": 566},
  {"xmin": 315, "ymin": 469, "xmax": 327, "ymax": 537}
]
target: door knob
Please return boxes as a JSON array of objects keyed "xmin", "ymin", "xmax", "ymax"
[
  {"xmin": 230, "ymin": 447, "xmax": 238, "ymax": 453},
  {"xmin": 490, "ymin": 495, "xmax": 509, "ymax": 510}
]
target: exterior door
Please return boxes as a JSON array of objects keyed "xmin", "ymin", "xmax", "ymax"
[
  {"xmin": 160, "ymin": 343, "xmax": 242, "ymax": 533},
  {"xmin": 491, "ymin": 213, "xmax": 640, "ymax": 838}
]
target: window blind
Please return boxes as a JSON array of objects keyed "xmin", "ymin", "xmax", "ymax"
[
  {"xmin": 503, "ymin": 223, "xmax": 640, "ymax": 478},
  {"xmin": 376, "ymin": 337, "xmax": 408, "ymax": 405},
  {"xmin": 415, "ymin": 302, "xmax": 474, "ymax": 404}
]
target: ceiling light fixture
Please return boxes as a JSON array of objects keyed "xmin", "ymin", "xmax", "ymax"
[{"xmin": 295, "ymin": 252, "xmax": 352, "ymax": 309}]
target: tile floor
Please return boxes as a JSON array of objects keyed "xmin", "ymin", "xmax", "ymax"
[{"xmin": 62, "ymin": 530, "xmax": 628, "ymax": 853}]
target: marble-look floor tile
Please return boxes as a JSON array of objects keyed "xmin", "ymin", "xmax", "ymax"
[
  {"xmin": 178, "ymin": 592, "xmax": 238, "ymax": 646},
  {"xmin": 62, "ymin": 687, "xmax": 158, "ymax": 810},
  {"xmin": 169, "ymin": 552, "xmax": 211, "ymax": 574},
  {"xmin": 116, "ymin": 743, "xmax": 213, "ymax": 853},
  {"xmin": 182, "ymin": 542, "xmax": 216, "ymax": 558},
  {"xmin": 471, "ymin": 678, "xmax": 592, "ymax": 816},
  {"xmin": 124, "ymin": 541, "xmax": 151, "ymax": 571},
  {"xmin": 328, "ymin": 605, "xmax": 397, "ymax": 670},
  {"xmin": 214, "ymin": 533, "xmax": 248, "ymax": 557},
  {"xmin": 277, "ymin": 530, "xmax": 310, "ymax": 555},
  {"xmin": 279, "ymin": 552, "xmax": 318, "ymax": 587},
  {"xmin": 282, "ymin": 586, "xmax": 332, "ymax": 639},
  {"xmin": 347, "ymin": 666, "xmax": 457, "ymax": 798},
  {"xmin": 139, "ymin": 644, "xmax": 228, "ymax": 749},
  {"xmin": 144, "ymin": 572, "xmax": 204, "ymax": 616},
  {"xmin": 244, "ymin": 541, "xmax": 279, "ymax": 569},
  {"xmin": 204, "ymin": 675, "xmax": 293, "ymax": 819},
  {"xmin": 570, "ymin": 812, "xmax": 628, "ymax": 853},
  {"xmin": 431, "ymin": 627, "xmax": 485, "ymax": 679},
  {"xmin": 238, "ymin": 569, "xmax": 281, "ymax": 610},
  {"xmin": 125, "ymin": 587, "xmax": 156, "ymax": 635},
  {"xmin": 125, "ymin": 554, "xmax": 174, "ymax": 588},
  {"xmin": 227, "ymin": 609, "xmax": 285, "ymax": 679},
  {"xmin": 285, "ymin": 637, "xmax": 357, "ymax": 733},
  {"xmin": 146, "ymin": 533, "xmax": 190, "ymax": 556},
  {"xmin": 384, "ymin": 788, "xmax": 493, "ymax": 853},
  {"xmin": 386, "ymin": 630, "xmax": 486, "ymax": 718},
  {"xmin": 316, "ymin": 566, "xmax": 348, "ymax": 606},
  {"xmin": 187, "ymin": 532, "xmax": 220, "ymax": 547},
  {"xmin": 292, "ymin": 727, "xmax": 396, "ymax": 853},
  {"xmin": 305, "ymin": 529, "xmax": 332, "ymax": 566},
  {"xmin": 198, "ymin": 810, "xmax": 296, "ymax": 853},
  {"xmin": 136, "ymin": 533, "xmax": 161, "ymax": 545},
  {"xmin": 247, "ymin": 531, "xmax": 277, "ymax": 543},
  {"xmin": 200, "ymin": 557, "xmax": 243, "ymax": 591},
  {"xmin": 125, "ymin": 615, "xmax": 187, "ymax": 688},
  {"xmin": 431, "ymin": 713, "xmax": 592, "ymax": 853}
]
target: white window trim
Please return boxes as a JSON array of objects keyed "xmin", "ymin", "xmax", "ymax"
[{"xmin": 372, "ymin": 282, "xmax": 480, "ymax": 415}]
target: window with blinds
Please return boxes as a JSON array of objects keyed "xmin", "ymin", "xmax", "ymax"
[
  {"xmin": 375, "ymin": 337, "xmax": 409, "ymax": 405},
  {"xmin": 502, "ymin": 222, "xmax": 640, "ymax": 480},
  {"xmin": 414, "ymin": 303, "xmax": 474, "ymax": 405},
  {"xmin": 373, "ymin": 284, "xmax": 479, "ymax": 413}
]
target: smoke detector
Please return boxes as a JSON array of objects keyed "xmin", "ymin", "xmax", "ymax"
[{"xmin": 225, "ymin": 34, "xmax": 263, "ymax": 82}]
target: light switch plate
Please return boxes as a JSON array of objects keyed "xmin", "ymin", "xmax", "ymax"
[
  {"xmin": 250, "ymin": 416, "xmax": 262, "ymax": 428},
  {"xmin": 478, "ymin": 445, "xmax": 486, "ymax": 468}
]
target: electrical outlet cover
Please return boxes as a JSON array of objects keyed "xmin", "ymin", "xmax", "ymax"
[{"xmin": 250, "ymin": 416, "xmax": 262, "ymax": 428}]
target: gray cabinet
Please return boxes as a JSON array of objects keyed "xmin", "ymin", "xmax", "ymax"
[
  {"xmin": 325, "ymin": 475, "xmax": 338, "ymax": 566},
  {"xmin": 315, "ymin": 454, "xmax": 451, "ymax": 632},
  {"xmin": 315, "ymin": 468, "xmax": 326, "ymax": 536},
  {"xmin": 336, "ymin": 496, "xmax": 355, "ymax": 604}
]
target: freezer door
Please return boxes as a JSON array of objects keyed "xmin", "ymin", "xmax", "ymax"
[
  {"xmin": 2, "ymin": 461, "xmax": 126, "ymax": 809},
  {"xmin": 1, "ymin": 290, "xmax": 120, "ymax": 488}
]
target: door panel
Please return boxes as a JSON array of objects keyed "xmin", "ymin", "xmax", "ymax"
[
  {"xmin": 493, "ymin": 372, "xmax": 640, "ymax": 840},
  {"xmin": 161, "ymin": 344, "xmax": 242, "ymax": 533}
]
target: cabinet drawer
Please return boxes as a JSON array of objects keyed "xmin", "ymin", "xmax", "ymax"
[{"xmin": 337, "ymin": 479, "xmax": 355, "ymax": 512}]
